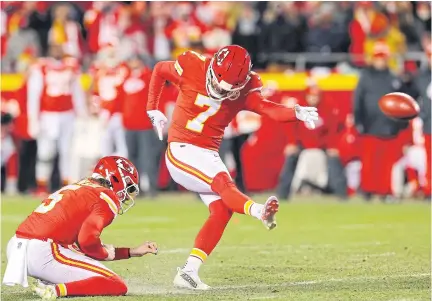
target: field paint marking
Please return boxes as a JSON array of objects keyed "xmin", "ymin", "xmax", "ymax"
[
  {"xmin": 161, "ymin": 241, "xmax": 387, "ymax": 254},
  {"xmin": 126, "ymin": 273, "xmax": 430, "ymax": 296},
  {"xmin": 351, "ymin": 252, "xmax": 396, "ymax": 258}
]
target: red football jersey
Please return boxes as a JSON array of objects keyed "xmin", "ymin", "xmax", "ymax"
[
  {"xmin": 16, "ymin": 179, "xmax": 120, "ymax": 259},
  {"xmin": 30, "ymin": 57, "xmax": 80, "ymax": 112},
  {"xmin": 151, "ymin": 51, "xmax": 266, "ymax": 150},
  {"xmin": 121, "ymin": 67, "xmax": 152, "ymax": 130},
  {"xmin": 91, "ymin": 63, "xmax": 129, "ymax": 115}
]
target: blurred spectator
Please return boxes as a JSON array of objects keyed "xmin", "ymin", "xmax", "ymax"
[
  {"xmin": 353, "ymin": 42, "xmax": 408, "ymax": 199},
  {"xmin": 1, "ymin": 112, "xmax": 17, "ymax": 194},
  {"xmin": 393, "ymin": 2, "xmax": 423, "ymax": 52},
  {"xmin": 89, "ymin": 44, "xmax": 128, "ymax": 157},
  {"xmin": 2, "ymin": 2, "xmax": 41, "ymax": 72},
  {"xmin": 116, "ymin": 6, "xmax": 150, "ymax": 63},
  {"xmin": 84, "ymin": 2, "xmax": 122, "ymax": 54},
  {"xmin": 391, "ymin": 117, "xmax": 426, "ymax": 198},
  {"xmin": 414, "ymin": 2, "xmax": 431, "ymax": 34},
  {"xmin": 165, "ymin": 2, "xmax": 206, "ymax": 58},
  {"xmin": 232, "ymin": 3, "xmax": 259, "ymax": 65},
  {"xmin": 350, "ymin": 1, "xmax": 405, "ymax": 71},
  {"xmin": 277, "ymin": 83, "xmax": 346, "ymax": 200},
  {"xmin": 122, "ymin": 55, "xmax": 161, "ymax": 197},
  {"xmin": 27, "ymin": 44, "xmax": 87, "ymax": 196},
  {"xmin": 48, "ymin": 3, "xmax": 85, "ymax": 60},
  {"xmin": 414, "ymin": 42, "xmax": 431, "ymax": 197},
  {"xmin": 338, "ymin": 114, "xmax": 362, "ymax": 197},
  {"xmin": 258, "ymin": 2, "xmax": 307, "ymax": 66},
  {"xmin": 198, "ymin": 2, "xmax": 232, "ymax": 55},
  {"xmin": 149, "ymin": 1, "xmax": 173, "ymax": 61},
  {"xmin": 305, "ymin": 2, "xmax": 350, "ymax": 68}
]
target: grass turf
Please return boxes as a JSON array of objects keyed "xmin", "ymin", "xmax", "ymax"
[{"xmin": 1, "ymin": 194, "xmax": 430, "ymax": 301}]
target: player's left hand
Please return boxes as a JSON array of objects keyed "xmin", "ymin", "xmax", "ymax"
[
  {"xmin": 147, "ymin": 110, "xmax": 167, "ymax": 140},
  {"xmin": 130, "ymin": 241, "xmax": 158, "ymax": 257},
  {"xmin": 294, "ymin": 104, "xmax": 319, "ymax": 129}
]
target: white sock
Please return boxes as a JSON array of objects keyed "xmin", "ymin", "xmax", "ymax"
[
  {"xmin": 250, "ymin": 203, "xmax": 264, "ymax": 220},
  {"xmin": 183, "ymin": 256, "xmax": 203, "ymax": 274}
]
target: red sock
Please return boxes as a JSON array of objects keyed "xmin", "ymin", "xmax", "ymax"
[
  {"xmin": 55, "ymin": 276, "xmax": 127, "ymax": 297},
  {"xmin": 211, "ymin": 172, "xmax": 254, "ymax": 215},
  {"xmin": 183, "ymin": 200, "xmax": 232, "ymax": 271},
  {"xmin": 193, "ymin": 200, "xmax": 232, "ymax": 257}
]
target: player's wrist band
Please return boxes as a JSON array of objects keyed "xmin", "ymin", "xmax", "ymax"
[{"xmin": 114, "ymin": 247, "xmax": 131, "ymax": 260}]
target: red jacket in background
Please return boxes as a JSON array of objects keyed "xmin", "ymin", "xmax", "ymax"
[
  {"xmin": 1, "ymin": 84, "xmax": 30, "ymax": 140},
  {"xmin": 121, "ymin": 67, "xmax": 152, "ymax": 131},
  {"xmin": 285, "ymin": 97, "xmax": 339, "ymax": 150}
]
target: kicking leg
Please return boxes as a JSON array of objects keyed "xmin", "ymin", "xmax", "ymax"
[
  {"xmin": 211, "ymin": 172, "xmax": 279, "ymax": 230},
  {"xmin": 174, "ymin": 199, "xmax": 232, "ymax": 290}
]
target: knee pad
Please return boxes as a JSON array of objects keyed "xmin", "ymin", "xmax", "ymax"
[
  {"xmin": 211, "ymin": 172, "xmax": 235, "ymax": 195},
  {"xmin": 209, "ymin": 199, "xmax": 233, "ymax": 223}
]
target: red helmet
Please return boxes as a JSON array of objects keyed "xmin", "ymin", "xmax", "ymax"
[
  {"xmin": 206, "ymin": 45, "xmax": 252, "ymax": 101},
  {"xmin": 92, "ymin": 156, "xmax": 139, "ymax": 214}
]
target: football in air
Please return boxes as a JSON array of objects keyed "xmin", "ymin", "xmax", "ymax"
[{"xmin": 378, "ymin": 92, "xmax": 420, "ymax": 120}]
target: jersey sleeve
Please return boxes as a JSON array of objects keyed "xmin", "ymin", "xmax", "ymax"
[
  {"xmin": 77, "ymin": 190, "xmax": 119, "ymax": 260},
  {"xmin": 244, "ymin": 75, "xmax": 297, "ymax": 123}
]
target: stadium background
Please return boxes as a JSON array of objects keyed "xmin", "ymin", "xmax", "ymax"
[{"xmin": 0, "ymin": 1, "xmax": 431, "ymax": 198}]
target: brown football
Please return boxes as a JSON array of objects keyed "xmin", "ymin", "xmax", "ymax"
[{"xmin": 378, "ymin": 92, "xmax": 420, "ymax": 120}]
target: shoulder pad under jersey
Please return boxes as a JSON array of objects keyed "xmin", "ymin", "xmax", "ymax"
[
  {"xmin": 174, "ymin": 50, "xmax": 207, "ymax": 77},
  {"xmin": 245, "ymin": 71, "xmax": 263, "ymax": 95}
]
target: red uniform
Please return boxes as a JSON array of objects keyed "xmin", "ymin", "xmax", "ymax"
[
  {"xmin": 30, "ymin": 58, "xmax": 80, "ymax": 113},
  {"xmin": 91, "ymin": 63, "xmax": 129, "ymax": 116},
  {"xmin": 16, "ymin": 179, "xmax": 121, "ymax": 260},
  {"xmin": 285, "ymin": 98, "xmax": 338, "ymax": 150},
  {"xmin": 121, "ymin": 67, "xmax": 152, "ymax": 131},
  {"xmin": 147, "ymin": 51, "xmax": 297, "ymax": 150}
]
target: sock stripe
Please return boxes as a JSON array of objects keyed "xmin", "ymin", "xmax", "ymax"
[
  {"xmin": 190, "ymin": 248, "xmax": 207, "ymax": 262},
  {"xmin": 57, "ymin": 283, "xmax": 67, "ymax": 297},
  {"xmin": 244, "ymin": 200, "xmax": 254, "ymax": 215}
]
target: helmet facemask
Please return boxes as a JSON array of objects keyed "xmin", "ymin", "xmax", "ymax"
[{"xmin": 115, "ymin": 174, "xmax": 139, "ymax": 215}]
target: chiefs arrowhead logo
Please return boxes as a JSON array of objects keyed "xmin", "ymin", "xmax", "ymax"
[{"xmin": 216, "ymin": 48, "xmax": 230, "ymax": 66}]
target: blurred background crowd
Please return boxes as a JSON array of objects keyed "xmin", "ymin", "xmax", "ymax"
[{"xmin": 1, "ymin": 1, "xmax": 431, "ymax": 202}]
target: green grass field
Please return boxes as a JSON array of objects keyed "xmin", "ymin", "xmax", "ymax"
[{"xmin": 1, "ymin": 194, "xmax": 430, "ymax": 301}]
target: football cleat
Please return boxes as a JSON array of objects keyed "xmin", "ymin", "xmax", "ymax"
[
  {"xmin": 32, "ymin": 280, "xmax": 57, "ymax": 300},
  {"xmin": 261, "ymin": 196, "xmax": 279, "ymax": 230},
  {"xmin": 173, "ymin": 268, "xmax": 210, "ymax": 290}
]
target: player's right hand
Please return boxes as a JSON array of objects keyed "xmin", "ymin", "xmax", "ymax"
[
  {"xmin": 130, "ymin": 241, "xmax": 158, "ymax": 257},
  {"xmin": 103, "ymin": 244, "xmax": 116, "ymax": 261},
  {"xmin": 147, "ymin": 110, "xmax": 167, "ymax": 140}
]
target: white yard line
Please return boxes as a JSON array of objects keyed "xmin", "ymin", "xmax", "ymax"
[{"xmin": 161, "ymin": 241, "xmax": 387, "ymax": 255}]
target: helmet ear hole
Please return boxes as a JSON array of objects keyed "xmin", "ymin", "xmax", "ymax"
[
  {"xmin": 112, "ymin": 176, "xmax": 120, "ymax": 183},
  {"xmin": 218, "ymin": 74, "xmax": 221, "ymax": 77}
]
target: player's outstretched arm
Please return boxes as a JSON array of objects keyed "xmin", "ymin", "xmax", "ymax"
[
  {"xmin": 101, "ymin": 241, "xmax": 158, "ymax": 260},
  {"xmin": 245, "ymin": 92, "xmax": 319, "ymax": 129}
]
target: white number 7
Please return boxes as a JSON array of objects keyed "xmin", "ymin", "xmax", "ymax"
[{"xmin": 186, "ymin": 94, "xmax": 222, "ymax": 133}]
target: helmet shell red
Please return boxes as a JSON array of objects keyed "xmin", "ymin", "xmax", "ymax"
[
  {"xmin": 206, "ymin": 45, "xmax": 252, "ymax": 100},
  {"xmin": 93, "ymin": 156, "xmax": 139, "ymax": 213}
]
